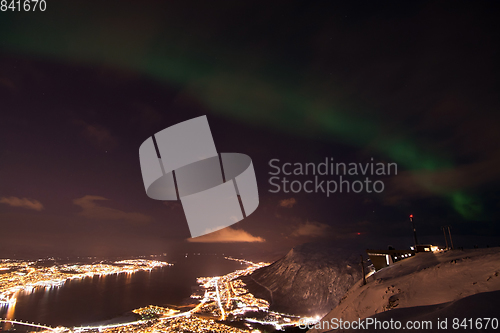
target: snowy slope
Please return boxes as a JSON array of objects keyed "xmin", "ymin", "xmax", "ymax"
[
  {"xmin": 309, "ymin": 247, "xmax": 500, "ymax": 333},
  {"xmin": 330, "ymin": 290, "xmax": 500, "ymax": 332}
]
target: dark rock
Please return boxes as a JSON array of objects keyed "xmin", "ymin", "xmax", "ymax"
[{"xmin": 243, "ymin": 241, "xmax": 363, "ymax": 316}]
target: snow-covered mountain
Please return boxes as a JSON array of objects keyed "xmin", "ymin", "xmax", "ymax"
[
  {"xmin": 308, "ymin": 247, "xmax": 500, "ymax": 333},
  {"xmin": 244, "ymin": 242, "xmax": 363, "ymax": 316}
]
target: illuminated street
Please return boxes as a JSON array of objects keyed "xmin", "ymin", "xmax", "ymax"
[{"xmin": 1, "ymin": 257, "xmax": 314, "ymax": 332}]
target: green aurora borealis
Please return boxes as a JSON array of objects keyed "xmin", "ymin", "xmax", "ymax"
[{"xmin": 0, "ymin": 2, "xmax": 487, "ymax": 219}]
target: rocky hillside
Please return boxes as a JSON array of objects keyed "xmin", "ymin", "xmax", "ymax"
[{"xmin": 242, "ymin": 242, "xmax": 363, "ymax": 316}]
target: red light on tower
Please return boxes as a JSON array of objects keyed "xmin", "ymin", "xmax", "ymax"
[{"xmin": 409, "ymin": 214, "xmax": 418, "ymax": 248}]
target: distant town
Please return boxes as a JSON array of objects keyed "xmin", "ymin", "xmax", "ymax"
[{"xmin": 0, "ymin": 256, "xmax": 313, "ymax": 332}]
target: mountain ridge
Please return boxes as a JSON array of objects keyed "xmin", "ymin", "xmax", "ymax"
[{"xmin": 242, "ymin": 241, "xmax": 364, "ymax": 316}]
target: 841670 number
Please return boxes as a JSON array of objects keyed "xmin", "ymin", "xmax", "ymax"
[
  {"xmin": 1, "ymin": 0, "xmax": 46, "ymax": 11},
  {"xmin": 452, "ymin": 318, "xmax": 498, "ymax": 330}
]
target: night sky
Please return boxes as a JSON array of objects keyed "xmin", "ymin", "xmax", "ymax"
[{"xmin": 1, "ymin": 1, "xmax": 499, "ymax": 259}]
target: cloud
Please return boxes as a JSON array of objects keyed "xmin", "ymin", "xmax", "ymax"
[
  {"xmin": 0, "ymin": 77, "xmax": 17, "ymax": 91},
  {"xmin": 291, "ymin": 221, "xmax": 331, "ymax": 237},
  {"xmin": 163, "ymin": 201, "xmax": 182, "ymax": 210},
  {"xmin": 75, "ymin": 120, "xmax": 118, "ymax": 150},
  {"xmin": 133, "ymin": 103, "xmax": 163, "ymax": 130},
  {"xmin": 0, "ymin": 196, "xmax": 44, "ymax": 211},
  {"xmin": 73, "ymin": 195, "xmax": 152, "ymax": 224},
  {"xmin": 188, "ymin": 227, "xmax": 265, "ymax": 243},
  {"xmin": 387, "ymin": 152, "xmax": 500, "ymax": 199},
  {"xmin": 279, "ymin": 197, "xmax": 297, "ymax": 208}
]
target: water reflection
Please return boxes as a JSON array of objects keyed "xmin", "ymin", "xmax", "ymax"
[
  {"xmin": 2, "ymin": 291, "xmax": 18, "ymax": 330},
  {"xmin": 0, "ymin": 256, "xmax": 244, "ymax": 328}
]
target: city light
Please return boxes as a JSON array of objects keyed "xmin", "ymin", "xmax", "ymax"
[
  {"xmin": 1, "ymin": 256, "xmax": 311, "ymax": 332},
  {"xmin": 0, "ymin": 259, "xmax": 172, "ymax": 307}
]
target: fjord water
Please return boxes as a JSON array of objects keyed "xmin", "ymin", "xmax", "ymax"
[{"xmin": 0, "ymin": 255, "xmax": 248, "ymax": 328}]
